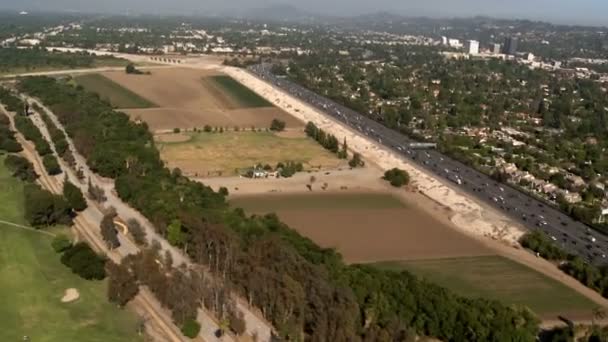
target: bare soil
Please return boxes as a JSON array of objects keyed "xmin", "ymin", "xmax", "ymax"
[
  {"xmin": 99, "ymin": 68, "xmax": 302, "ymax": 131},
  {"xmin": 232, "ymin": 191, "xmax": 492, "ymax": 264}
]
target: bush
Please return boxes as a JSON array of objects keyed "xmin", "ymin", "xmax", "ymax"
[
  {"xmin": 383, "ymin": 168, "xmax": 410, "ymax": 187},
  {"xmin": 42, "ymin": 154, "xmax": 62, "ymax": 175},
  {"xmin": 270, "ymin": 118, "xmax": 286, "ymax": 132},
  {"xmin": 203, "ymin": 125, "xmax": 212, "ymax": 132},
  {"xmin": 51, "ymin": 234, "xmax": 72, "ymax": 253},
  {"xmin": 173, "ymin": 127, "xmax": 181, "ymax": 133},
  {"xmin": 181, "ymin": 318, "xmax": 201, "ymax": 338},
  {"xmin": 60, "ymin": 242, "xmax": 106, "ymax": 280}
]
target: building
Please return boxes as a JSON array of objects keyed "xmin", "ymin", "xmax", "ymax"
[
  {"xmin": 503, "ymin": 36, "xmax": 518, "ymax": 55},
  {"xmin": 448, "ymin": 39, "xmax": 462, "ymax": 48},
  {"xmin": 492, "ymin": 43, "xmax": 501, "ymax": 54},
  {"xmin": 465, "ymin": 40, "xmax": 479, "ymax": 55},
  {"xmin": 441, "ymin": 36, "xmax": 448, "ymax": 45}
]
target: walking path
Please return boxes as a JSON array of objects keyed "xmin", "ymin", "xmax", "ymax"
[{"xmin": 0, "ymin": 219, "xmax": 56, "ymax": 237}]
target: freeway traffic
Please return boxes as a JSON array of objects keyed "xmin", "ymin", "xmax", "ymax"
[{"xmin": 249, "ymin": 64, "xmax": 608, "ymax": 265}]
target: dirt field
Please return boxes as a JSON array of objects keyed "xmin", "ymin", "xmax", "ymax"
[
  {"xmin": 376, "ymin": 256, "xmax": 596, "ymax": 319},
  {"xmin": 157, "ymin": 130, "xmax": 345, "ymax": 177},
  {"xmin": 231, "ymin": 192, "xmax": 492, "ymax": 263},
  {"xmin": 97, "ymin": 68, "xmax": 302, "ymax": 131}
]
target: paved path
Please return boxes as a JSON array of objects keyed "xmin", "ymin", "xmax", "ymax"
[{"xmin": 0, "ymin": 219, "xmax": 57, "ymax": 237}]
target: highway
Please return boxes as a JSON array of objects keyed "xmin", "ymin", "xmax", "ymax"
[{"xmin": 250, "ymin": 64, "xmax": 608, "ymax": 265}]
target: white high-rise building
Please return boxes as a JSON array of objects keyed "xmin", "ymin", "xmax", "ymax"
[{"xmin": 465, "ymin": 40, "xmax": 479, "ymax": 55}]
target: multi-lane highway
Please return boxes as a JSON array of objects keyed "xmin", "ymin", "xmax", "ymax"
[{"xmin": 250, "ymin": 64, "xmax": 608, "ymax": 265}]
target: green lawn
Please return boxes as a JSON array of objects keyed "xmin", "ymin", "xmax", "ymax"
[
  {"xmin": 0, "ymin": 155, "xmax": 143, "ymax": 342},
  {"xmin": 207, "ymin": 75, "xmax": 273, "ymax": 108},
  {"xmin": 231, "ymin": 192, "xmax": 406, "ymax": 212},
  {"xmin": 75, "ymin": 74, "xmax": 156, "ymax": 109},
  {"xmin": 375, "ymin": 256, "xmax": 597, "ymax": 318}
]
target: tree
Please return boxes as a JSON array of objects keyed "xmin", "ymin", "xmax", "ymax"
[
  {"xmin": 87, "ymin": 178, "xmax": 107, "ymax": 202},
  {"xmin": 125, "ymin": 63, "xmax": 138, "ymax": 74},
  {"xmin": 349, "ymin": 152, "xmax": 364, "ymax": 168},
  {"xmin": 101, "ymin": 212, "xmax": 120, "ymax": 249},
  {"xmin": 229, "ymin": 310, "xmax": 247, "ymax": 336},
  {"xmin": 24, "ymin": 184, "xmax": 72, "ymax": 227},
  {"xmin": 383, "ymin": 168, "xmax": 410, "ymax": 187},
  {"xmin": 167, "ymin": 219, "xmax": 185, "ymax": 247},
  {"xmin": 107, "ymin": 260, "xmax": 139, "ymax": 307},
  {"xmin": 338, "ymin": 138, "xmax": 348, "ymax": 159},
  {"xmin": 181, "ymin": 318, "xmax": 201, "ymax": 338},
  {"xmin": 127, "ymin": 218, "xmax": 147, "ymax": 246},
  {"xmin": 51, "ymin": 234, "xmax": 72, "ymax": 253},
  {"xmin": 42, "ymin": 154, "xmax": 62, "ymax": 175},
  {"xmin": 63, "ymin": 177, "xmax": 87, "ymax": 212},
  {"xmin": 270, "ymin": 119, "xmax": 286, "ymax": 132},
  {"xmin": 4, "ymin": 154, "xmax": 37, "ymax": 182},
  {"xmin": 60, "ymin": 242, "xmax": 106, "ymax": 280}
]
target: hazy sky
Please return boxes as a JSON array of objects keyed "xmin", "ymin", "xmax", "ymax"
[{"xmin": 2, "ymin": 0, "xmax": 607, "ymax": 26}]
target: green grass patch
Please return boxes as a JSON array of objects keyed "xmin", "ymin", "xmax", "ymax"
[
  {"xmin": 0, "ymin": 155, "xmax": 143, "ymax": 341},
  {"xmin": 158, "ymin": 131, "xmax": 342, "ymax": 176},
  {"xmin": 374, "ymin": 256, "xmax": 596, "ymax": 317},
  {"xmin": 75, "ymin": 74, "xmax": 156, "ymax": 109},
  {"xmin": 231, "ymin": 192, "xmax": 406, "ymax": 212},
  {"xmin": 207, "ymin": 75, "xmax": 273, "ymax": 108}
]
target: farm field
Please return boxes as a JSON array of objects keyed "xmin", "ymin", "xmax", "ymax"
[
  {"xmin": 99, "ymin": 68, "xmax": 301, "ymax": 131},
  {"xmin": 74, "ymin": 74, "xmax": 157, "ymax": 109},
  {"xmin": 230, "ymin": 192, "xmax": 493, "ymax": 263},
  {"xmin": 375, "ymin": 256, "xmax": 597, "ymax": 319},
  {"xmin": 0, "ymin": 156, "xmax": 142, "ymax": 342},
  {"xmin": 156, "ymin": 131, "xmax": 344, "ymax": 177},
  {"xmin": 205, "ymin": 75, "xmax": 273, "ymax": 108}
]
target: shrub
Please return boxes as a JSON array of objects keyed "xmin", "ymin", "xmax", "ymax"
[
  {"xmin": 181, "ymin": 318, "xmax": 201, "ymax": 338},
  {"xmin": 383, "ymin": 168, "xmax": 410, "ymax": 187},
  {"xmin": 270, "ymin": 118, "xmax": 286, "ymax": 132},
  {"xmin": 51, "ymin": 234, "xmax": 72, "ymax": 253}
]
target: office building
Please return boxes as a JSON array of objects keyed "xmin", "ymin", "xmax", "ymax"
[
  {"xmin": 465, "ymin": 40, "xmax": 479, "ymax": 55},
  {"xmin": 503, "ymin": 36, "xmax": 518, "ymax": 55},
  {"xmin": 492, "ymin": 43, "xmax": 501, "ymax": 54}
]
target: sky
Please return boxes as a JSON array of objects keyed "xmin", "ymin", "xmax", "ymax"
[{"xmin": 1, "ymin": 0, "xmax": 607, "ymax": 26}]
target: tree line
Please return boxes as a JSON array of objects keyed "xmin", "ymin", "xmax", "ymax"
[
  {"xmin": 19, "ymin": 75, "xmax": 540, "ymax": 341},
  {"xmin": 521, "ymin": 231, "xmax": 608, "ymax": 299},
  {"xmin": 0, "ymin": 47, "xmax": 123, "ymax": 73},
  {"xmin": 305, "ymin": 121, "xmax": 364, "ymax": 168}
]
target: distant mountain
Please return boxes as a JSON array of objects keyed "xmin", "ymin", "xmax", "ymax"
[{"xmin": 239, "ymin": 4, "xmax": 321, "ymax": 22}]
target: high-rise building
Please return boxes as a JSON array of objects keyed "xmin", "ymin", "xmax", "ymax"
[
  {"xmin": 503, "ymin": 37, "xmax": 518, "ymax": 55},
  {"xmin": 465, "ymin": 40, "xmax": 479, "ymax": 55},
  {"xmin": 492, "ymin": 43, "xmax": 501, "ymax": 54}
]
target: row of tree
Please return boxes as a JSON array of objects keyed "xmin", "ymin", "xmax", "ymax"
[
  {"xmin": 305, "ymin": 121, "xmax": 364, "ymax": 167},
  {"xmin": 13, "ymin": 114, "xmax": 63, "ymax": 175},
  {"xmin": 36, "ymin": 106, "xmax": 76, "ymax": 168},
  {"xmin": 0, "ymin": 109, "xmax": 23, "ymax": 153},
  {"xmin": 19, "ymin": 75, "xmax": 540, "ymax": 341},
  {"xmin": 521, "ymin": 231, "xmax": 608, "ymax": 299}
]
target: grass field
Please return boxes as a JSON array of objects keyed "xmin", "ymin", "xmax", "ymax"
[
  {"xmin": 231, "ymin": 192, "xmax": 491, "ymax": 263},
  {"xmin": 207, "ymin": 75, "xmax": 273, "ymax": 108},
  {"xmin": 0, "ymin": 155, "xmax": 142, "ymax": 341},
  {"xmin": 375, "ymin": 256, "xmax": 596, "ymax": 318},
  {"xmin": 75, "ymin": 74, "xmax": 157, "ymax": 109},
  {"xmin": 156, "ymin": 131, "xmax": 343, "ymax": 177}
]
